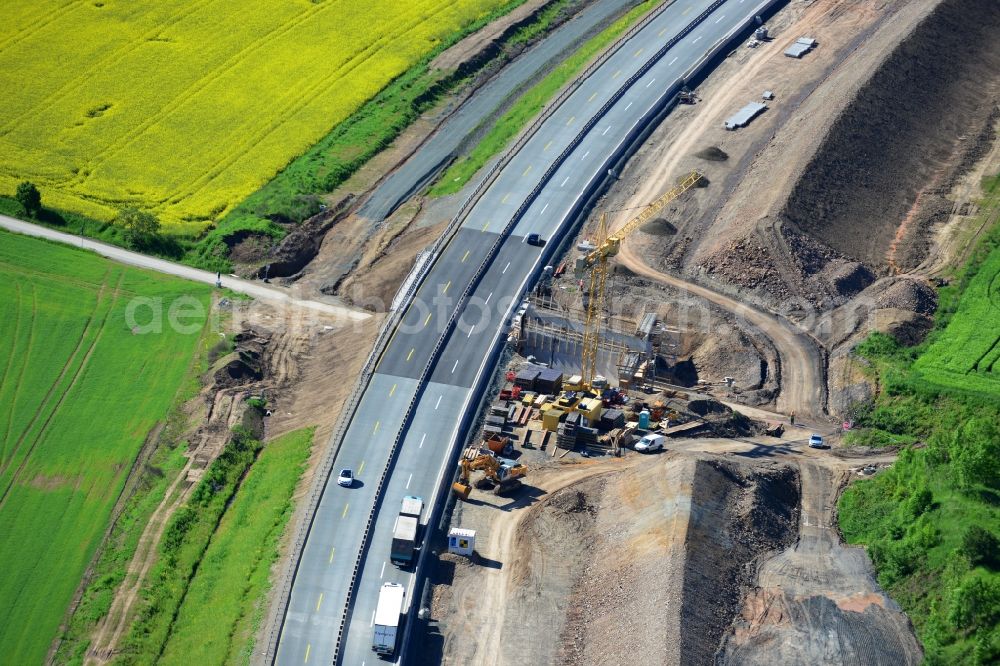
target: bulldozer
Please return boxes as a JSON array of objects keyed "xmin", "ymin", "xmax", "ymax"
[{"xmin": 452, "ymin": 453, "xmax": 527, "ymax": 500}]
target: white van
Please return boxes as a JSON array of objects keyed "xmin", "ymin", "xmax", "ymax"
[{"xmin": 634, "ymin": 433, "xmax": 665, "ymax": 453}]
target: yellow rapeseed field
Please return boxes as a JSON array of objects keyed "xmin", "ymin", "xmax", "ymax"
[{"xmin": 0, "ymin": 0, "xmax": 508, "ymax": 232}]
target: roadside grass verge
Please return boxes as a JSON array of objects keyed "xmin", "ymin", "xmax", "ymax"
[
  {"xmin": 0, "ymin": 230, "xmax": 211, "ymax": 665},
  {"xmin": 114, "ymin": 426, "xmax": 263, "ymax": 664},
  {"xmin": 158, "ymin": 428, "xmax": 314, "ymax": 665},
  {"xmin": 114, "ymin": 426, "xmax": 314, "ymax": 665},
  {"xmin": 429, "ymin": 0, "xmax": 659, "ymax": 197},
  {"xmin": 837, "ymin": 196, "xmax": 1000, "ymax": 663}
]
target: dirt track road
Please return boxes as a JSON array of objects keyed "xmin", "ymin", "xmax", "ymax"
[
  {"xmin": 0, "ymin": 215, "xmax": 370, "ymax": 321},
  {"xmin": 618, "ymin": 243, "xmax": 827, "ymax": 418}
]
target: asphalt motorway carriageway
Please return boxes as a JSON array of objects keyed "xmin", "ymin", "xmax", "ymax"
[{"xmin": 275, "ymin": 0, "xmax": 781, "ymax": 663}]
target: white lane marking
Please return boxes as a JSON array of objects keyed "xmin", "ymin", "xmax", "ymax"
[
  {"xmin": 485, "ymin": 292, "xmax": 492, "ymax": 304},
  {"xmin": 561, "ymin": 176, "xmax": 569, "ymax": 187},
  {"xmin": 669, "ymin": 57, "xmax": 678, "ymax": 66},
  {"xmin": 502, "ymin": 262, "xmax": 510, "ymax": 274},
  {"xmin": 435, "ymin": 395, "xmax": 442, "ymax": 409},
  {"xmin": 407, "ymin": 473, "xmax": 412, "ymax": 489},
  {"xmin": 521, "ymin": 235, "xmax": 527, "ymax": 243},
  {"xmin": 693, "ymin": 35, "xmax": 702, "ymax": 44},
  {"xmin": 419, "ymin": 433, "xmax": 426, "ymax": 449},
  {"xmin": 370, "ymin": 611, "xmax": 375, "ymax": 627},
  {"xmin": 581, "ymin": 150, "xmax": 590, "ymax": 161},
  {"xmin": 625, "ymin": 101, "xmax": 632, "ymax": 111},
  {"xmin": 380, "ymin": 562, "xmax": 386, "ymax": 579},
  {"xmin": 602, "ymin": 125, "xmax": 612, "ymax": 136},
  {"xmin": 452, "ymin": 359, "xmax": 459, "ymax": 373},
  {"xmin": 646, "ymin": 77, "xmax": 656, "ymax": 88},
  {"xmin": 540, "ymin": 203, "xmax": 548, "ymax": 214},
  {"xmin": 467, "ymin": 325, "xmax": 475, "ymax": 338},
  {"xmin": 716, "ymin": 14, "xmax": 725, "ymax": 23}
]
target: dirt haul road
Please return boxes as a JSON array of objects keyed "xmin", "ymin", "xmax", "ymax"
[{"xmin": 617, "ymin": 244, "xmax": 826, "ymax": 419}]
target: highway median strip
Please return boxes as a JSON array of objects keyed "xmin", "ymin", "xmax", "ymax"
[{"xmin": 429, "ymin": 0, "xmax": 661, "ymax": 197}]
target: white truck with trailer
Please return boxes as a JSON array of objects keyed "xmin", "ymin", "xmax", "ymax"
[
  {"xmin": 390, "ymin": 496, "xmax": 423, "ymax": 567},
  {"xmin": 372, "ymin": 582, "xmax": 405, "ymax": 656}
]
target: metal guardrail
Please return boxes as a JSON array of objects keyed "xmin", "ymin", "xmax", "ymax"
[
  {"xmin": 266, "ymin": 1, "xmax": 743, "ymax": 662},
  {"xmin": 331, "ymin": 0, "xmax": 751, "ymax": 662}
]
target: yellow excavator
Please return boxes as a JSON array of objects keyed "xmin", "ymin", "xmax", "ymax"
[{"xmin": 452, "ymin": 453, "xmax": 528, "ymax": 500}]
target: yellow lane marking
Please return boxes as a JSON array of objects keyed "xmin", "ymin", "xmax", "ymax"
[
  {"xmin": 342, "ymin": 503, "xmax": 349, "ymax": 519},
  {"xmin": 423, "ymin": 313, "xmax": 432, "ymax": 327},
  {"xmin": 389, "ymin": 382, "xmax": 397, "ymax": 396},
  {"xmin": 588, "ymin": 92, "xmax": 597, "ymax": 102},
  {"xmin": 329, "ymin": 546, "xmax": 336, "ymax": 564},
  {"xmin": 501, "ymin": 193, "xmax": 510, "ymax": 203},
  {"xmin": 613, "ymin": 69, "xmax": 621, "ymax": 79},
  {"xmin": 522, "ymin": 165, "xmax": 532, "ymax": 177},
  {"xmin": 406, "ymin": 348, "xmax": 414, "ymax": 362},
  {"xmin": 566, "ymin": 115, "xmax": 575, "ymax": 126},
  {"xmin": 358, "ymin": 460, "xmax": 365, "ymax": 475},
  {"xmin": 373, "ymin": 420, "xmax": 381, "ymax": 434},
  {"xmin": 659, "ymin": 27, "xmax": 668, "ymax": 36},
  {"xmin": 461, "ymin": 250, "xmax": 470, "ymax": 262},
  {"xmin": 316, "ymin": 593, "xmax": 324, "ymax": 612},
  {"xmin": 304, "ymin": 644, "xmax": 311, "ymax": 663},
  {"xmin": 482, "ymin": 221, "xmax": 490, "ymax": 232},
  {"xmin": 544, "ymin": 140, "xmax": 553, "ymax": 151},
  {"xmin": 443, "ymin": 280, "xmax": 451, "ymax": 294},
  {"xmin": 634, "ymin": 48, "xmax": 644, "ymax": 57},
  {"xmin": 682, "ymin": 5, "xmax": 691, "ymax": 15}
]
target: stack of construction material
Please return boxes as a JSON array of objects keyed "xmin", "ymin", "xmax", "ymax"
[
  {"xmin": 557, "ymin": 412, "xmax": 580, "ymax": 449},
  {"xmin": 600, "ymin": 408, "xmax": 626, "ymax": 431},
  {"xmin": 535, "ymin": 368, "xmax": 564, "ymax": 394},
  {"xmin": 515, "ymin": 366, "xmax": 542, "ymax": 390}
]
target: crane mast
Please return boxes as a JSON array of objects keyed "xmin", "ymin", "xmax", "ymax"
[{"xmin": 574, "ymin": 171, "xmax": 702, "ymax": 387}]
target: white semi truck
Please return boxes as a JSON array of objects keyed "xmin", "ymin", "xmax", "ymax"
[{"xmin": 372, "ymin": 582, "xmax": 405, "ymax": 656}]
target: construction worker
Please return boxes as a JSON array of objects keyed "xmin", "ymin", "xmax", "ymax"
[{"xmin": 789, "ymin": 412, "xmax": 795, "ymax": 426}]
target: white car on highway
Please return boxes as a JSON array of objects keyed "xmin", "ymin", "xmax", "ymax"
[{"xmin": 337, "ymin": 469, "xmax": 354, "ymax": 487}]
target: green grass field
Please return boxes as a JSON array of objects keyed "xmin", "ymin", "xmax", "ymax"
[
  {"xmin": 911, "ymin": 174, "xmax": 1000, "ymax": 396},
  {"xmin": 839, "ymin": 190, "xmax": 1000, "ymax": 663},
  {"xmin": 159, "ymin": 428, "xmax": 313, "ymax": 665},
  {"xmin": 0, "ymin": 230, "xmax": 210, "ymax": 664}
]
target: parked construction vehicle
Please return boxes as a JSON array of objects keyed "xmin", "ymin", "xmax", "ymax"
[{"xmin": 452, "ymin": 452, "xmax": 527, "ymax": 500}]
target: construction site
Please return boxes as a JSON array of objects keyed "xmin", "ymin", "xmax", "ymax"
[
  {"xmin": 360, "ymin": 0, "xmax": 1000, "ymax": 662},
  {"xmin": 221, "ymin": 0, "xmax": 999, "ymax": 660}
]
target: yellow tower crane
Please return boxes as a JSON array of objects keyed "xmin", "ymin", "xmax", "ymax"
[{"xmin": 573, "ymin": 171, "xmax": 702, "ymax": 387}]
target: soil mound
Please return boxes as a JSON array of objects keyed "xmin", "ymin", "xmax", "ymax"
[
  {"xmin": 550, "ymin": 458, "xmax": 797, "ymax": 666},
  {"xmin": 694, "ymin": 146, "xmax": 728, "ymax": 161},
  {"xmin": 875, "ymin": 279, "xmax": 937, "ymax": 315},
  {"xmin": 641, "ymin": 217, "xmax": 678, "ymax": 236},
  {"xmin": 781, "ymin": 0, "xmax": 1000, "ymax": 269}
]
